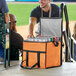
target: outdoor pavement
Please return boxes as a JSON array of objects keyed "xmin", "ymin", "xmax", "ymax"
[{"xmin": 0, "ymin": 61, "xmax": 76, "ymax": 76}]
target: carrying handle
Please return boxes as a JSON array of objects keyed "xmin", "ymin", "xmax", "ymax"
[{"xmin": 53, "ymin": 41, "xmax": 59, "ymax": 47}]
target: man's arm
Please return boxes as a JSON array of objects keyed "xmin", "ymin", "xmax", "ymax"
[
  {"xmin": 1, "ymin": 0, "xmax": 10, "ymax": 24},
  {"xmin": 27, "ymin": 17, "xmax": 37, "ymax": 38},
  {"xmin": 4, "ymin": 13, "xmax": 10, "ymax": 24},
  {"xmin": 14, "ymin": 26, "xmax": 17, "ymax": 32}
]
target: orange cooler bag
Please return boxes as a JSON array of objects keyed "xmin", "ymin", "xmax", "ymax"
[{"xmin": 21, "ymin": 41, "xmax": 62, "ymax": 69}]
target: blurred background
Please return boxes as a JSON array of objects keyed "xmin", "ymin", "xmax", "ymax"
[
  {"xmin": 6, "ymin": 0, "xmax": 76, "ymax": 2},
  {"xmin": 6, "ymin": 0, "xmax": 76, "ymax": 39}
]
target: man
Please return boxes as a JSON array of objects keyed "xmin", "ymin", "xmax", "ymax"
[
  {"xmin": 9, "ymin": 14, "xmax": 23, "ymax": 60},
  {"xmin": 9, "ymin": 14, "xmax": 17, "ymax": 32},
  {"xmin": 0, "ymin": 0, "xmax": 10, "ymax": 63},
  {"xmin": 27, "ymin": 0, "xmax": 59, "ymax": 38}
]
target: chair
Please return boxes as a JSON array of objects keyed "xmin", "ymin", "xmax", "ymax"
[
  {"xmin": 0, "ymin": 13, "xmax": 10, "ymax": 68},
  {"xmin": 61, "ymin": 3, "xmax": 76, "ymax": 62}
]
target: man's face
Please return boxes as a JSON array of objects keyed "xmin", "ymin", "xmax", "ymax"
[
  {"xmin": 10, "ymin": 17, "xmax": 16, "ymax": 26},
  {"xmin": 10, "ymin": 16, "xmax": 16, "ymax": 30},
  {"xmin": 39, "ymin": 0, "xmax": 50, "ymax": 8}
]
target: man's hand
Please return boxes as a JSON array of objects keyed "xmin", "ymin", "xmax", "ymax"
[{"xmin": 27, "ymin": 34, "xmax": 34, "ymax": 38}]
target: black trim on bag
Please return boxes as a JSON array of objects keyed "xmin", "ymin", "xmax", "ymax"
[
  {"xmin": 22, "ymin": 40, "xmax": 25, "ymax": 67},
  {"xmin": 21, "ymin": 58, "xmax": 38, "ymax": 69},
  {"xmin": 21, "ymin": 52, "xmax": 41, "ymax": 69},
  {"xmin": 46, "ymin": 64, "xmax": 62, "ymax": 69},
  {"xmin": 45, "ymin": 43, "xmax": 47, "ymax": 68},
  {"xmin": 23, "ymin": 50, "xmax": 46, "ymax": 53},
  {"xmin": 26, "ymin": 52, "xmax": 28, "ymax": 66},
  {"xmin": 20, "ymin": 64, "xmax": 38, "ymax": 69},
  {"xmin": 53, "ymin": 41, "xmax": 59, "ymax": 47},
  {"xmin": 37, "ymin": 53, "xmax": 40, "ymax": 68},
  {"xmin": 21, "ymin": 50, "xmax": 46, "ymax": 69}
]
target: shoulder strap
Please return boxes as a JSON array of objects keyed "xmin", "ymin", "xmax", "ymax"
[{"xmin": 41, "ymin": 4, "xmax": 51, "ymax": 18}]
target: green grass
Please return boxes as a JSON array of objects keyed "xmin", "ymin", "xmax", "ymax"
[
  {"xmin": 67, "ymin": 4, "xmax": 76, "ymax": 21},
  {"xmin": 8, "ymin": 4, "xmax": 39, "ymax": 26},
  {"xmin": 7, "ymin": 3, "xmax": 76, "ymax": 26}
]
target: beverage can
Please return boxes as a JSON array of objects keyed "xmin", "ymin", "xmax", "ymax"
[{"xmin": 50, "ymin": 38, "xmax": 53, "ymax": 41}]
